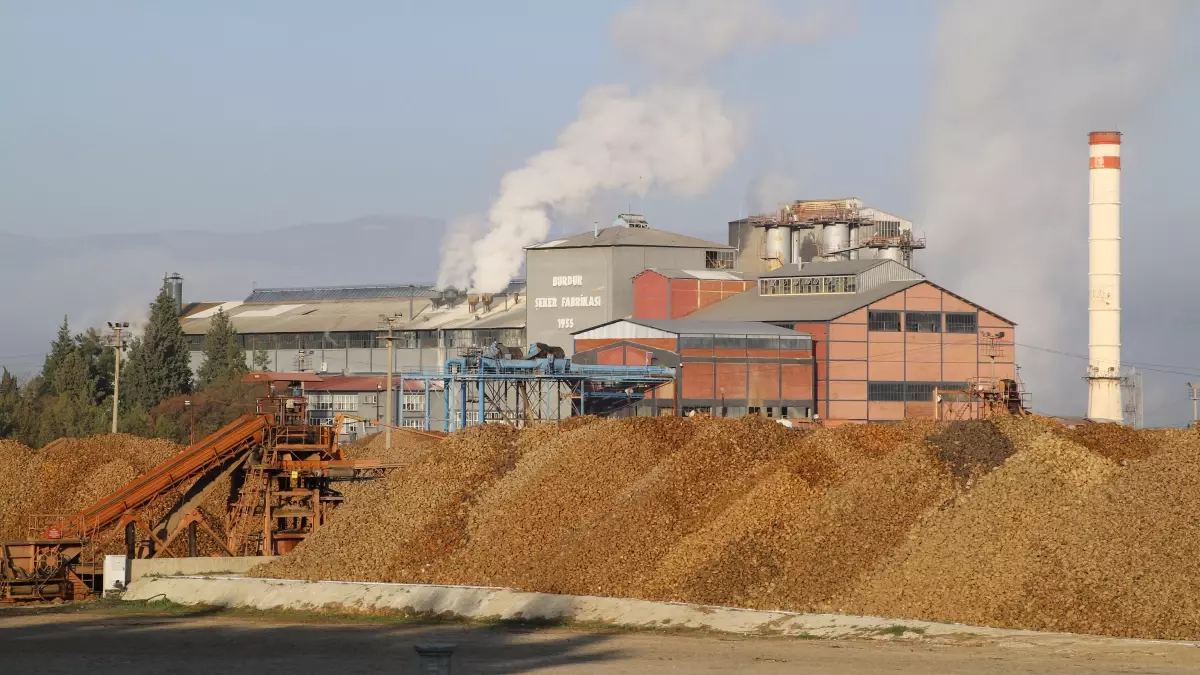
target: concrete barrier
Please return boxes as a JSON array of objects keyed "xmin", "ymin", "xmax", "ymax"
[
  {"xmin": 129, "ymin": 557, "xmax": 275, "ymax": 583},
  {"xmin": 123, "ymin": 575, "xmax": 1066, "ymax": 641}
]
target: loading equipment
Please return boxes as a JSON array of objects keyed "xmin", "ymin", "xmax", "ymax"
[{"xmin": 1, "ymin": 396, "xmax": 400, "ymax": 602}]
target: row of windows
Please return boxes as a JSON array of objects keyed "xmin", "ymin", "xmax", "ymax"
[
  {"xmin": 678, "ymin": 334, "xmax": 813, "ymax": 351},
  {"xmin": 307, "ymin": 394, "xmax": 359, "ymax": 411},
  {"xmin": 760, "ymin": 275, "xmax": 857, "ymax": 296},
  {"xmin": 867, "ymin": 381, "xmax": 969, "ymax": 402},
  {"xmin": 867, "ymin": 311, "xmax": 978, "ymax": 334},
  {"xmin": 186, "ymin": 328, "xmax": 525, "ymax": 352},
  {"xmin": 402, "ymin": 393, "xmax": 426, "ymax": 412},
  {"xmin": 705, "ymin": 249, "xmax": 735, "ymax": 269}
]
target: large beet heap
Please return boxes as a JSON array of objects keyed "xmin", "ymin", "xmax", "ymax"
[{"xmin": 253, "ymin": 416, "xmax": 1200, "ymax": 641}]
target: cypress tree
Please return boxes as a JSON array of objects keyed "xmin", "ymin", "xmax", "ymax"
[
  {"xmin": 125, "ymin": 286, "xmax": 192, "ymax": 409},
  {"xmin": 41, "ymin": 316, "xmax": 75, "ymax": 394},
  {"xmin": 197, "ymin": 308, "xmax": 248, "ymax": 388}
]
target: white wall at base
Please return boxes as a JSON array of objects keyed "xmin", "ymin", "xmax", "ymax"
[{"xmin": 103, "ymin": 555, "xmax": 128, "ymax": 596}]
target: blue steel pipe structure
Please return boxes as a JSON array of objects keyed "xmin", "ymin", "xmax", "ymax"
[{"xmin": 399, "ymin": 344, "xmax": 676, "ymax": 431}]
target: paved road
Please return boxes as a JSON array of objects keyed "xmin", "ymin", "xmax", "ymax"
[{"xmin": 2, "ymin": 604, "xmax": 1198, "ymax": 674}]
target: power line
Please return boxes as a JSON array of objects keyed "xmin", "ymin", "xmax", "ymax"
[{"xmin": 1016, "ymin": 343, "xmax": 1200, "ymax": 378}]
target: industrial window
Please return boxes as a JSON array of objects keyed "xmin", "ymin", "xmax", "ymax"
[
  {"xmin": 679, "ymin": 334, "xmax": 714, "ymax": 350},
  {"xmin": 308, "ymin": 394, "xmax": 357, "ymax": 412},
  {"xmin": 705, "ymin": 250, "xmax": 734, "ymax": 269},
  {"xmin": 760, "ymin": 275, "xmax": 857, "ymax": 296},
  {"xmin": 868, "ymin": 381, "xmax": 970, "ymax": 402},
  {"xmin": 778, "ymin": 335, "xmax": 812, "ymax": 351},
  {"xmin": 945, "ymin": 312, "xmax": 978, "ymax": 334},
  {"xmin": 906, "ymin": 383, "xmax": 936, "ymax": 402},
  {"xmin": 868, "ymin": 311, "xmax": 901, "ymax": 332},
  {"xmin": 875, "ymin": 221, "xmax": 901, "ymax": 238},
  {"xmin": 744, "ymin": 336, "xmax": 779, "ymax": 350},
  {"xmin": 905, "ymin": 312, "xmax": 942, "ymax": 333},
  {"xmin": 402, "ymin": 419, "xmax": 425, "ymax": 429},
  {"xmin": 402, "ymin": 393, "xmax": 425, "ymax": 412},
  {"xmin": 713, "ymin": 335, "xmax": 747, "ymax": 350},
  {"xmin": 867, "ymin": 382, "xmax": 906, "ymax": 402}
]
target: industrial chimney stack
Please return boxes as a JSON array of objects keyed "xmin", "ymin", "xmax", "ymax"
[{"xmin": 1086, "ymin": 131, "xmax": 1123, "ymax": 422}]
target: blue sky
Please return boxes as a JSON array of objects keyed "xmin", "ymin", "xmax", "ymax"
[
  {"xmin": 0, "ymin": 0, "xmax": 934, "ymax": 236},
  {"xmin": 3, "ymin": 1, "xmax": 1200, "ymax": 425}
]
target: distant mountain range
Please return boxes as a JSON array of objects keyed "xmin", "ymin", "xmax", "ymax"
[{"xmin": 0, "ymin": 215, "xmax": 446, "ymax": 374}]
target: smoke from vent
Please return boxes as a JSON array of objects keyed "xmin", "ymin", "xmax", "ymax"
[
  {"xmin": 437, "ymin": 0, "xmax": 842, "ymax": 294},
  {"xmin": 919, "ymin": 0, "xmax": 1185, "ymax": 413}
]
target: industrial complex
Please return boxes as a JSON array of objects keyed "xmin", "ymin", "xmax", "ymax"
[{"xmin": 176, "ymin": 198, "xmax": 1022, "ymax": 435}]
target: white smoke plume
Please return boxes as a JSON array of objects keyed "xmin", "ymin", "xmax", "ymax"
[
  {"xmin": 920, "ymin": 0, "xmax": 1186, "ymax": 413},
  {"xmin": 610, "ymin": 0, "xmax": 844, "ymax": 75},
  {"xmin": 437, "ymin": 0, "xmax": 841, "ymax": 293},
  {"xmin": 748, "ymin": 170, "xmax": 799, "ymax": 215},
  {"xmin": 469, "ymin": 84, "xmax": 744, "ymax": 293},
  {"xmin": 435, "ymin": 215, "xmax": 487, "ymax": 290}
]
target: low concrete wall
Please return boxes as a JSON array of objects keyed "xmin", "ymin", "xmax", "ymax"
[
  {"xmin": 129, "ymin": 557, "xmax": 275, "ymax": 583},
  {"xmin": 124, "ymin": 575, "xmax": 1046, "ymax": 641}
]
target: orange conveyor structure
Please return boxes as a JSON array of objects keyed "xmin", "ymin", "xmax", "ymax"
[{"xmin": 63, "ymin": 413, "xmax": 269, "ymax": 539}]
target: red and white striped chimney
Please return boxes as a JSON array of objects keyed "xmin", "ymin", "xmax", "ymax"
[{"xmin": 1086, "ymin": 130, "xmax": 1123, "ymax": 422}]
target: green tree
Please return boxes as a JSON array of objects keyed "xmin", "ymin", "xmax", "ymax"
[
  {"xmin": 196, "ymin": 308, "xmax": 247, "ymax": 388},
  {"xmin": 40, "ymin": 316, "xmax": 75, "ymax": 394},
  {"xmin": 0, "ymin": 368, "xmax": 18, "ymax": 438},
  {"xmin": 252, "ymin": 348, "xmax": 272, "ymax": 372},
  {"xmin": 76, "ymin": 327, "xmax": 115, "ymax": 406},
  {"xmin": 124, "ymin": 287, "xmax": 192, "ymax": 410}
]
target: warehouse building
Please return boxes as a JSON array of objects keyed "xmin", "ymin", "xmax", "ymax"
[
  {"xmin": 181, "ymin": 282, "xmax": 526, "ymax": 376},
  {"xmin": 571, "ymin": 319, "xmax": 815, "ymax": 418},
  {"xmin": 619, "ymin": 258, "xmax": 1016, "ymax": 424}
]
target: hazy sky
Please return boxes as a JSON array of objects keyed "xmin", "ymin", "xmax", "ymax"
[{"xmin": 3, "ymin": 1, "xmax": 1199, "ymax": 425}]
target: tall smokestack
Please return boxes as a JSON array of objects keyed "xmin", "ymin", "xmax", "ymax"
[{"xmin": 1086, "ymin": 130, "xmax": 1122, "ymax": 422}]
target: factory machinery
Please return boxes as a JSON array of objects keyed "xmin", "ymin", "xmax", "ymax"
[
  {"xmin": 397, "ymin": 342, "xmax": 677, "ymax": 430},
  {"xmin": 0, "ymin": 396, "xmax": 406, "ymax": 603}
]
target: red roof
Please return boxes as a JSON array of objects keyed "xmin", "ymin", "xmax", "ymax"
[
  {"xmin": 304, "ymin": 375, "xmax": 441, "ymax": 392},
  {"xmin": 243, "ymin": 372, "xmax": 326, "ymax": 384}
]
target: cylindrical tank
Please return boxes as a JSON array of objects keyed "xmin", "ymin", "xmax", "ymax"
[
  {"xmin": 764, "ymin": 225, "xmax": 790, "ymax": 267},
  {"xmin": 823, "ymin": 223, "xmax": 849, "ymax": 260},
  {"xmin": 164, "ymin": 273, "xmax": 183, "ymax": 314},
  {"xmin": 878, "ymin": 246, "xmax": 903, "ymax": 262},
  {"xmin": 848, "ymin": 224, "xmax": 861, "ymax": 260},
  {"xmin": 791, "ymin": 229, "xmax": 803, "ymax": 264}
]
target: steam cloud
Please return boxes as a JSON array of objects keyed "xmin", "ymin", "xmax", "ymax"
[
  {"xmin": 438, "ymin": 0, "xmax": 840, "ymax": 294},
  {"xmin": 920, "ymin": 0, "xmax": 1186, "ymax": 414}
]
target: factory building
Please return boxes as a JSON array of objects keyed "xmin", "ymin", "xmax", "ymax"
[
  {"xmin": 572, "ymin": 319, "xmax": 815, "ymax": 418},
  {"xmin": 622, "ymin": 258, "xmax": 1016, "ymax": 424},
  {"xmin": 180, "ymin": 282, "xmax": 526, "ymax": 376},
  {"xmin": 525, "ymin": 214, "xmax": 735, "ymax": 354},
  {"xmin": 176, "ymin": 199, "xmax": 1018, "ymax": 428}
]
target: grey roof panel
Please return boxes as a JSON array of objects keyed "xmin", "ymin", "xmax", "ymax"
[
  {"xmin": 760, "ymin": 260, "xmax": 888, "ymax": 278},
  {"xmin": 624, "ymin": 319, "xmax": 811, "ymax": 336},
  {"xmin": 527, "ymin": 226, "xmax": 731, "ymax": 250},
  {"xmin": 244, "ymin": 279, "xmax": 526, "ymax": 303},
  {"xmin": 687, "ymin": 280, "xmax": 923, "ymax": 322}
]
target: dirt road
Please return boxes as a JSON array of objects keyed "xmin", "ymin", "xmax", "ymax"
[{"xmin": 2, "ymin": 603, "xmax": 1198, "ymax": 674}]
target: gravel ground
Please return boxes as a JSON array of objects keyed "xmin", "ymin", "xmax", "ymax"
[{"xmin": 2, "ymin": 603, "xmax": 1198, "ymax": 675}]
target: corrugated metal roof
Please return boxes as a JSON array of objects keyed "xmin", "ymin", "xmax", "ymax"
[
  {"xmin": 242, "ymin": 371, "xmax": 326, "ymax": 383},
  {"xmin": 181, "ymin": 295, "xmax": 526, "ymax": 335},
  {"xmin": 243, "ymin": 280, "xmax": 527, "ymax": 303},
  {"xmin": 574, "ymin": 318, "xmax": 810, "ymax": 338},
  {"xmin": 305, "ymin": 375, "xmax": 441, "ymax": 392},
  {"xmin": 526, "ymin": 226, "xmax": 730, "ymax": 250},
  {"xmin": 688, "ymin": 280, "xmax": 924, "ymax": 322},
  {"xmin": 643, "ymin": 269, "xmax": 745, "ymax": 280},
  {"xmin": 760, "ymin": 260, "xmax": 889, "ymax": 278}
]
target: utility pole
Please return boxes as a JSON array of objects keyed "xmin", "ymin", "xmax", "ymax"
[
  {"xmin": 378, "ymin": 314, "xmax": 403, "ymax": 450},
  {"xmin": 184, "ymin": 399, "xmax": 194, "ymax": 445},
  {"xmin": 106, "ymin": 321, "xmax": 129, "ymax": 434},
  {"xmin": 1188, "ymin": 383, "xmax": 1200, "ymax": 428}
]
